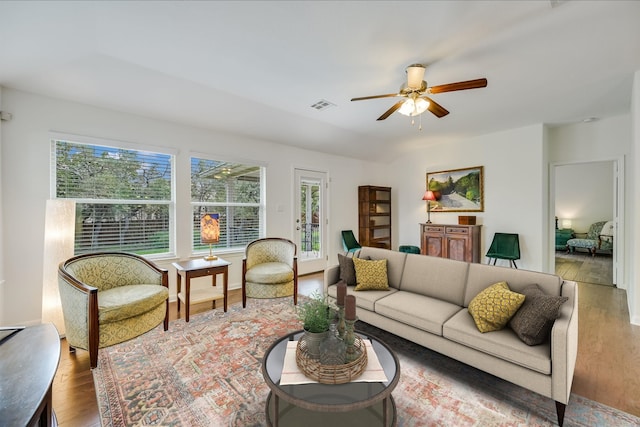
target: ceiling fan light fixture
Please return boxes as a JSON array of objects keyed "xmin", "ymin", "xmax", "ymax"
[
  {"xmin": 406, "ymin": 64, "xmax": 426, "ymax": 89},
  {"xmin": 398, "ymin": 97, "xmax": 430, "ymax": 117}
]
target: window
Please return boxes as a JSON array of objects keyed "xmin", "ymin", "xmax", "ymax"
[
  {"xmin": 191, "ymin": 157, "xmax": 263, "ymax": 253},
  {"xmin": 53, "ymin": 138, "xmax": 174, "ymax": 256}
]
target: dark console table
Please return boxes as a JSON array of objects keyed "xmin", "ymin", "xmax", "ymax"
[{"xmin": 0, "ymin": 323, "xmax": 60, "ymax": 426}]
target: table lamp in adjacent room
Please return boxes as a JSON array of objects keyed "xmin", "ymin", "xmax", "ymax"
[
  {"xmin": 201, "ymin": 213, "xmax": 220, "ymax": 261},
  {"xmin": 422, "ymin": 190, "xmax": 437, "ymax": 224}
]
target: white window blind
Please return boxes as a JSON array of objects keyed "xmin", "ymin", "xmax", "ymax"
[
  {"xmin": 53, "ymin": 139, "xmax": 174, "ymax": 256},
  {"xmin": 191, "ymin": 157, "xmax": 263, "ymax": 253}
]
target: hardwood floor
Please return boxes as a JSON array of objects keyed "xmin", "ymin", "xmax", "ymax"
[{"xmin": 52, "ymin": 271, "xmax": 640, "ymax": 426}]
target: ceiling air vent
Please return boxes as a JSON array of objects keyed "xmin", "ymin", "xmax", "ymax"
[{"xmin": 310, "ymin": 99, "xmax": 336, "ymax": 111}]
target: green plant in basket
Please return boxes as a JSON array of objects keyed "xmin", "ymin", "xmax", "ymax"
[{"xmin": 297, "ymin": 292, "xmax": 335, "ymax": 333}]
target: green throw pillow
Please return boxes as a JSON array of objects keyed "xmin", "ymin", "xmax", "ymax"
[
  {"xmin": 509, "ymin": 284, "xmax": 569, "ymax": 346},
  {"xmin": 353, "ymin": 258, "xmax": 389, "ymax": 291},
  {"xmin": 468, "ymin": 281, "xmax": 525, "ymax": 333}
]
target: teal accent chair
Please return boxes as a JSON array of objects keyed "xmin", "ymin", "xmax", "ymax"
[
  {"xmin": 486, "ymin": 233, "xmax": 521, "ymax": 268},
  {"xmin": 341, "ymin": 230, "xmax": 361, "ymax": 257},
  {"xmin": 566, "ymin": 221, "xmax": 611, "ymax": 256}
]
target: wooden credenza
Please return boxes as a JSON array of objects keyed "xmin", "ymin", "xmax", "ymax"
[{"xmin": 421, "ymin": 223, "xmax": 482, "ymax": 263}]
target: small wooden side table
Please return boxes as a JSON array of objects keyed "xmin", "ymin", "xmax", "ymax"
[{"xmin": 173, "ymin": 258, "xmax": 231, "ymax": 322}]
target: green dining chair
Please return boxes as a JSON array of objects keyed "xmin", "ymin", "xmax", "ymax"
[
  {"xmin": 341, "ymin": 230, "xmax": 361, "ymax": 257},
  {"xmin": 486, "ymin": 233, "xmax": 521, "ymax": 268}
]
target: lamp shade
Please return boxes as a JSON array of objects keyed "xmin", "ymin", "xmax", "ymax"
[
  {"xmin": 398, "ymin": 97, "xmax": 430, "ymax": 117},
  {"xmin": 561, "ymin": 219, "xmax": 572, "ymax": 229},
  {"xmin": 201, "ymin": 213, "xmax": 220, "ymax": 244},
  {"xmin": 422, "ymin": 190, "xmax": 437, "ymax": 201}
]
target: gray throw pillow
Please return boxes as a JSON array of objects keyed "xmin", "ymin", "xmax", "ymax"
[
  {"xmin": 509, "ymin": 284, "xmax": 568, "ymax": 346},
  {"xmin": 338, "ymin": 254, "xmax": 357, "ymax": 285}
]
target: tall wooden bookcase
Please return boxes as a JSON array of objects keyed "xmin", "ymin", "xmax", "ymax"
[{"xmin": 358, "ymin": 186, "xmax": 391, "ymax": 249}]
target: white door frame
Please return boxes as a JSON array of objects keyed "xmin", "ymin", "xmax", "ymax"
[
  {"xmin": 293, "ymin": 168, "xmax": 328, "ymax": 275},
  {"xmin": 549, "ymin": 157, "xmax": 625, "ymax": 288}
]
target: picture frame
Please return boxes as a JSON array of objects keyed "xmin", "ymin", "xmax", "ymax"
[{"xmin": 426, "ymin": 166, "xmax": 484, "ymax": 212}]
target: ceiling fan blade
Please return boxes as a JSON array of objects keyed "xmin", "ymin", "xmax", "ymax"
[
  {"xmin": 428, "ymin": 78, "xmax": 488, "ymax": 94},
  {"xmin": 423, "ymin": 96, "xmax": 449, "ymax": 118},
  {"xmin": 351, "ymin": 93, "xmax": 400, "ymax": 101},
  {"xmin": 377, "ymin": 100, "xmax": 405, "ymax": 121}
]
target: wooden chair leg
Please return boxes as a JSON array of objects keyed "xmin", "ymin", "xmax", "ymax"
[
  {"xmin": 242, "ymin": 259, "xmax": 247, "ymax": 308},
  {"xmin": 555, "ymin": 401, "xmax": 566, "ymax": 427}
]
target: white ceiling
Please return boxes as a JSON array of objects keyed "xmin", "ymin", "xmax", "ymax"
[{"xmin": 1, "ymin": 1, "xmax": 639, "ymax": 162}]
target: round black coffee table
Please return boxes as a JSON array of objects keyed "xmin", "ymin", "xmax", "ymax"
[{"xmin": 261, "ymin": 330, "xmax": 400, "ymax": 427}]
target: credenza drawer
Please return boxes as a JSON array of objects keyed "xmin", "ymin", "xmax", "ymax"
[{"xmin": 445, "ymin": 226, "xmax": 469, "ymax": 234}]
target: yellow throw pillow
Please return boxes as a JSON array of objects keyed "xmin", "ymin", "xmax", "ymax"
[
  {"xmin": 353, "ymin": 258, "xmax": 389, "ymax": 291},
  {"xmin": 468, "ymin": 281, "xmax": 525, "ymax": 333}
]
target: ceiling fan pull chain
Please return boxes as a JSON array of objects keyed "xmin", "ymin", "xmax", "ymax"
[{"xmin": 419, "ymin": 113, "xmax": 423, "ymax": 131}]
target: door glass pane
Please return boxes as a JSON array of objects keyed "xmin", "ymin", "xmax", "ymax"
[{"xmin": 300, "ymin": 178, "xmax": 320, "ymax": 260}]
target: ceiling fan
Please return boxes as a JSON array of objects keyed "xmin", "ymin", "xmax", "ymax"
[{"xmin": 351, "ymin": 64, "xmax": 487, "ymax": 124}]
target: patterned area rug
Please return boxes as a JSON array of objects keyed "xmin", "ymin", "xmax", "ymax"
[{"xmin": 94, "ymin": 297, "xmax": 639, "ymax": 426}]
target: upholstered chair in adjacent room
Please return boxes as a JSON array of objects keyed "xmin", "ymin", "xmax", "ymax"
[
  {"xmin": 242, "ymin": 238, "xmax": 298, "ymax": 307},
  {"xmin": 58, "ymin": 252, "xmax": 169, "ymax": 368},
  {"xmin": 566, "ymin": 221, "xmax": 611, "ymax": 256}
]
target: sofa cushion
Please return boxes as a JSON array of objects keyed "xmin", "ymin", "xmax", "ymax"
[
  {"xmin": 327, "ymin": 283, "xmax": 397, "ymax": 311},
  {"xmin": 99, "ymin": 284, "xmax": 168, "ymax": 323},
  {"xmin": 444, "ymin": 309, "xmax": 552, "ymax": 374},
  {"xmin": 374, "ymin": 291, "xmax": 463, "ymax": 336},
  {"xmin": 464, "ymin": 263, "xmax": 563, "ymax": 307},
  {"xmin": 399, "ymin": 254, "xmax": 469, "ymax": 306},
  {"xmin": 245, "ymin": 262, "xmax": 293, "ymax": 284},
  {"xmin": 353, "ymin": 258, "xmax": 389, "ymax": 291},
  {"xmin": 509, "ymin": 284, "xmax": 569, "ymax": 346},
  {"xmin": 468, "ymin": 282, "xmax": 525, "ymax": 333},
  {"xmin": 357, "ymin": 247, "xmax": 406, "ymax": 288}
]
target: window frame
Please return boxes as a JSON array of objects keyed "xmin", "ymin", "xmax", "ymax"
[
  {"xmin": 50, "ymin": 132, "xmax": 177, "ymax": 259},
  {"xmin": 190, "ymin": 153, "xmax": 266, "ymax": 256}
]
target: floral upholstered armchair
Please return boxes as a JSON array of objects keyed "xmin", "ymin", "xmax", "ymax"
[
  {"xmin": 566, "ymin": 221, "xmax": 613, "ymax": 256},
  {"xmin": 58, "ymin": 252, "xmax": 169, "ymax": 368},
  {"xmin": 242, "ymin": 238, "xmax": 298, "ymax": 307}
]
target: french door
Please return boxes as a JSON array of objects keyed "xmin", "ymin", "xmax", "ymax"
[{"xmin": 294, "ymin": 169, "xmax": 327, "ymax": 275}]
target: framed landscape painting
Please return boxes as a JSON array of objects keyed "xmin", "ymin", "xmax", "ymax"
[{"xmin": 426, "ymin": 166, "xmax": 484, "ymax": 212}]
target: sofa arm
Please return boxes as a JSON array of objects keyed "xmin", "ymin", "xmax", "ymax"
[
  {"xmin": 323, "ymin": 264, "xmax": 340, "ymax": 295},
  {"xmin": 550, "ymin": 280, "xmax": 579, "ymax": 404}
]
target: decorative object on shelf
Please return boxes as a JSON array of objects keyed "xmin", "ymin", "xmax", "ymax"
[
  {"xmin": 200, "ymin": 213, "xmax": 220, "ymax": 261},
  {"xmin": 297, "ymin": 292, "xmax": 334, "ymax": 359},
  {"xmin": 319, "ymin": 323, "xmax": 346, "ymax": 365},
  {"xmin": 458, "ymin": 215, "xmax": 476, "ymax": 225},
  {"xmin": 426, "ymin": 166, "xmax": 484, "ymax": 212},
  {"xmin": 422, "ymin": 190, "xmax": 437, "ymax": 223}
]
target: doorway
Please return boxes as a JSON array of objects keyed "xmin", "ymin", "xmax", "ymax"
[
  {"xmin": 294, "ymin": 168, "xmax": 327, "ymax": 275},
  {"xmin": 551, "ymin": 159, "xmax": 623, "ymax": 287}
]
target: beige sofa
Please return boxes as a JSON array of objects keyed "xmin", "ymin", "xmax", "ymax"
[{"xmin": 324, "ymin": 246, "xmax": 578, "ymax": 426}]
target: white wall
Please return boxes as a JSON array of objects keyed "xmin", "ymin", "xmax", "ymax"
[
  {"xmin": 631, "ymin": 71, "xmax": 640, "ymax": 325},
  {"xmin": 0, "ymin": 88, "xmax": 386, "ymax": 326},
  {"xmin": 555, "ymin": 161, "xmax": 614, "ymax": 233},
  {"xmin": 0, "ymin": 89, "xmax": 4, "ymax": 324},
  {"xmin": 548, "ymin": 113, "xmax": 635, "ymax": 321},
  {"xmin": 390, "ymin": 124, "xmax": 547, "ymax": 271}
]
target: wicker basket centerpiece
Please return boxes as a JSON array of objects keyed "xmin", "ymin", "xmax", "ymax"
[{"xmin": 296, "ymin": 333, "xmax": 367, "ymax": 384}]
